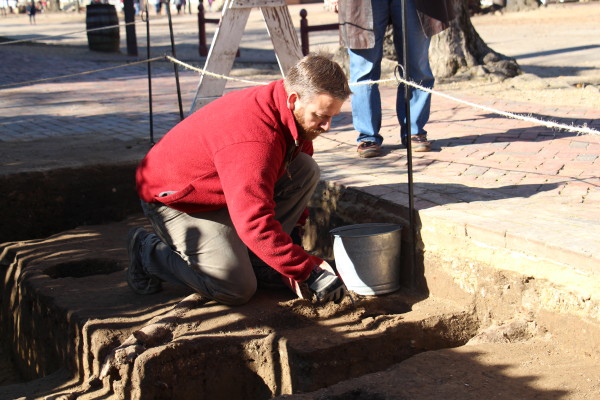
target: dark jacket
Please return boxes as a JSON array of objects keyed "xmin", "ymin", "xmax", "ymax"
[{"xmin": 338, "ymin": 0, "xmax": 456, "ymax": 49}]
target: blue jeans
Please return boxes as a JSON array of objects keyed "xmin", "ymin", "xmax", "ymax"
[{"xmin": 349, "ymin": 0, "xmax": 434, "ymax": 145}]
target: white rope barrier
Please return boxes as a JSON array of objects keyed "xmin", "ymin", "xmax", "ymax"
[
  {"xmin": 0, "ymin": 56, "xmax": 165, "ymax": 89},
  {"xmin": 391, "ymin": 75, "xmax": 600, "ymax": 137},
  {"xmin": 0, "ymin": 20, "xmax": 139, "ymax": 46},
  {"xmin": 167, "ymin": 56, "xmax": 599, "ymax": 137},
  {"xmin": 0, "ymin": 44, "xmax": 597, "ymax": 138},
  {"xmin": 165, "ymin": 56, "xmax": 270, "ymax": 86}
]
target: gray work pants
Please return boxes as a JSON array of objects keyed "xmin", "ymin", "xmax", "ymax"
[{"xmin": 139, "ymin": 152, "xmax": 320, "ymax": 306}]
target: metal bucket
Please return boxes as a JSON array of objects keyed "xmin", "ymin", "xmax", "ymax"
[{"xmin": 330, "ymin": 223, "xmax": 402, "ymax": 295}]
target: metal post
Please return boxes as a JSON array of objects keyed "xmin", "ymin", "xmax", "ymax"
[
  {"xmin": 198, "ymin": 2, "xmax": 208, "ymax": 56},
  {"xmin": 300, "ymin": 9, "xmax": 309, "ymax": 56},
  {"xmin": 164, "ymin": 0, "xmax": 185, "ymax": 121},
  {"xmin": 401, "ymin": 0, "xmax": 417, "ymax": 287},
  {"xmin": 143, "ymin": 2, "xmax": 154, "ymax": 144},
  {"xmin": 123, "ymin": 0, "xmax": 138, "ymax": 56}
]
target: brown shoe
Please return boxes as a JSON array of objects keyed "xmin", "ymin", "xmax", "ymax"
[
  {"xmin": 411, "ymin": 134, "xmax": 431, "ymax": 152},
  {"xmin": 357, "ymin": 141, "xmax": 382, "ymax": 158}
]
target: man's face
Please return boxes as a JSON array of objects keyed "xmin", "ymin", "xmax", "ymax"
[{"xmin": 290, "ymin": 93, "xmax": 345, "ymax": 141}]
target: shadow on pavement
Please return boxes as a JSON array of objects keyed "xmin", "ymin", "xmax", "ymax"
[{"xmin": 434, "ymin": 112, "xmax": 596, "ymax": 149}]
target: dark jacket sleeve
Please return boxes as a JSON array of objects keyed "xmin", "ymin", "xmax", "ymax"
[
  {"xmin": 338, "ymin": 0, "xmax": 374, "ymax": 49},
  {"xmin": 415, "ymin": 0, "xmax": 457, "ymax": 38},
  {"xmin": 338, "ymin": 0, "xmax": 457, "ymax": 48}
]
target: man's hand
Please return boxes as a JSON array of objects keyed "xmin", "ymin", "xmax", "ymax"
[
  {"xmin": 324, "ymin": 0, "xmax": 339, "ymax": 13},
  {"xmin": 306, "ymin": 262, "xmax": 346, "ymax": 303},
  {"xmin": 281, "ymin": 261, "xmax": 346, "ymax": 303}
]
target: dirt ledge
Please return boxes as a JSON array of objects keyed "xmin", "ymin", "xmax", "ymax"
[
  {"xmin": 1, "ymin": 216, "xmax": 477, "ymax": 399},
  {"xmin": 1, "ymin": 201, "xmax": 599, "ymax": 399}
]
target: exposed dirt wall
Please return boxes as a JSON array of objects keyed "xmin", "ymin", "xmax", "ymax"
[{"xmin": 1, "ymin": 162, "xmax": 141, "ymax": 243}]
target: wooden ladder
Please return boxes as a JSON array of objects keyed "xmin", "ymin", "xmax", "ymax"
[{"xmin": 189, "ymin": 0, "xmax": 303, "ymax": 113}]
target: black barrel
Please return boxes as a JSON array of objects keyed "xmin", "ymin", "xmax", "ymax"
[{"xmin": 86, "ymin": 4, "xmax": 120, "ymax": 53}]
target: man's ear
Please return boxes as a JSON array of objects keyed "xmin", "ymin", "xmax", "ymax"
[{"xmin": 287, "ymin": 92, "xmax": 299, "ymax": 111}]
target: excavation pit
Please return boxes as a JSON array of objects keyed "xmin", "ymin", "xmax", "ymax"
[
  {"xmin": 0, "ymin": 215, "xmax": 478, "ymax": 399},
  {"xmin": 1, "ymin": 164, "xmax": 598, "ymax": 399}
]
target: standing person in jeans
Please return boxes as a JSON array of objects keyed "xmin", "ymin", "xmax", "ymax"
[
  {"xmin": 326, "ymin": 0, "xmax": 454, "ymax": 157},
  {"xmin": 128, "ymin": 54, "xmax": 350, "ymax": 307}
]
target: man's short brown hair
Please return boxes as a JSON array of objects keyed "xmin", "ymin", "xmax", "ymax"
[{"xmin": 284, "ymin": 54, "xmax": 352, "ymax": 102}]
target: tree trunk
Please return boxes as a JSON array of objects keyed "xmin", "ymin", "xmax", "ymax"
[
  {"xmin": 51, "ymin": 0, "xmax": 60, "ymax": 11},
  {"xmin": 384, "ymin": 0, "xmax": 522, "ymax": 81},
  {"xmin": 504, "ymin": 0, "xmax": 541, "ymax": 13},
  {"xmin": 473, "ymin": 0, "xmax": 540, "ymax": 14}
]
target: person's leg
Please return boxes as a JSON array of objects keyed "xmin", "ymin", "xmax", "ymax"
[
  {"xmin": 273, "ymin": 152, "xmax": 320, "ymax": 235},
  {"xmin": 348, "ymin": 0, "xmax": 391, "ymax": 153},
  {"xmin": 349, "ymin": 47, "xmax": 382, "ymax": 146},
  {"xmin": 139, "ymin": 201, "xmax": 257, "ymax": 306},
  {"xmin": 391, "ymin": 0, "xmax": 434, "ymax": 146},
  {"xmin": 136, "ymin": 153, "xmax": 319, "ymax": 299}
]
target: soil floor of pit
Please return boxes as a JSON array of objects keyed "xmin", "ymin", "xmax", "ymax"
[
  {"xmin": 1, "ymin": 215, "xmax": 598, "ymax": 399},
  {"xmin": 1, "ymin": 2, "xmax": 600, "ymax": 399}
]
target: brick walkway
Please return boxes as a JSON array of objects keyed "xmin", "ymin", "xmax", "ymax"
[
  {"xmin": 1, "ymin": 5, "xmax": 598, "ymax": 280},
  {"xmin": 315, "ymin": 85, "xmax": 600, "ymax": 277}
]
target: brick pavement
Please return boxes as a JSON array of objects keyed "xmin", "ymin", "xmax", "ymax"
[
  {"xmin": 1, "ymin": 5, "xmax": 598, "ymax": 285},
  {"xmin": 314, "ymin": 86, "xmax": 600, "ymax": 279}
]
